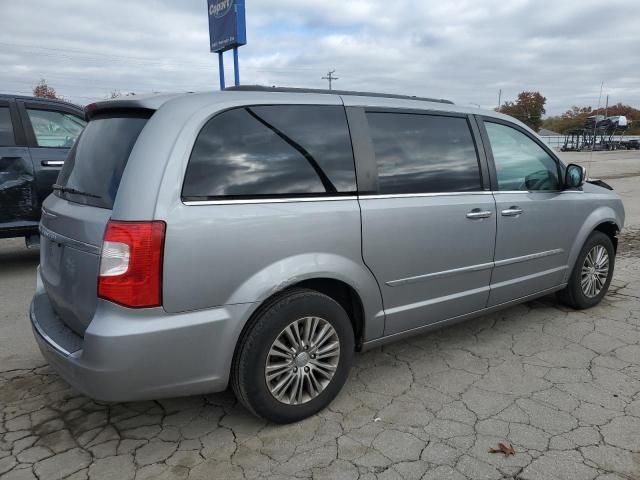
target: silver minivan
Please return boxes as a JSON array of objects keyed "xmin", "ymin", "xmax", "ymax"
[{"xmin": 30, "ymin": 86, "xmax": 625, "ymax": 423}]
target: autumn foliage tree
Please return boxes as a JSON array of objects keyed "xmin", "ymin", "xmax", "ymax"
[
  {"xmin": 498, "ymin": 91, "xmax": 547, "ymax": 132},
  {"xmin": 32, "ymin": 79, "xmax": 63, "ymax": 100}
]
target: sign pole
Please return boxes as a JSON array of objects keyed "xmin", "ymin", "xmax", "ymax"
[
  {"xmin": 233, "ymin": 47, "xmax": 240, "ymax": 86},
  {"xmin": 208, "ymin": 0, "xmax": 245, "ymax": 89},
  {"xmin": 218, "ymin": 51, "xmax": 226, "ymax": 90}
]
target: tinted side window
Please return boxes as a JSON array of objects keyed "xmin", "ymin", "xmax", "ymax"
[
  {"xmin": 0, "ymin": 107, "xmax": 15, "ymax": 146},
  {"xmin": 182, "ymin": 105, "xmax": 356, "ymax": 199},
  {"xmin": 366, "ymin": 112, "xmax": 482, "ymax": 194},
  {"xmin": 27, "ymin": 109, "xmax": 86, "ymax": 148},
  {"xmin": 485, "ymin": 122, "xmax": 560, "ymax": 191}
]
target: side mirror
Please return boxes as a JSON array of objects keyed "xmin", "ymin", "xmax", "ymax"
[{"xmin": 565, "ymin": 164, "xmax": 586, "ymax": 189}]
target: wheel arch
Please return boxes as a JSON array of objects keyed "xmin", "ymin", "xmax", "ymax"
[
  {"xmin": 226, "ymin": 253, "xmax": 384, "ymax": 345},
  {"xmin": 593, "ymin": 221, "xmax": 619, "ymax": 252},
  {"xmin": 564, "ymin": 207, "xmax": 622, "ymax": 283}
]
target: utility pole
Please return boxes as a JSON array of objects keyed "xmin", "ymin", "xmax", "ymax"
[
  {"xmin": 497, "ymin": 89, "xmax": 502, "ymax": 111},
  {"xmin": 605, "ymin": 94, "xmax": 609, "ymax": 117},
  {"xmin": 322, "ymin": 70, "xmax": 338, "ymax": 90}
]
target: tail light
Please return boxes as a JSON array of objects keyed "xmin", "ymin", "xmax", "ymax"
[{"xmin": 98, "ymin": 220, "xmax": 166, "ymax": 308}]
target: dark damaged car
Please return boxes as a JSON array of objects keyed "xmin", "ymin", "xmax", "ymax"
[{"xmin": 0, "ymin": 94, "xmax": 85, "ymax": 242}]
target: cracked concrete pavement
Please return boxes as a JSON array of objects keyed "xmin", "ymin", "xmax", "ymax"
[{"xmin": 1, "ymin": 151, "xmax": 639, "ymax": 479}]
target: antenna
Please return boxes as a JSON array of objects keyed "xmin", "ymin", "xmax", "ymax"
[
  {"xmin": 588, "ymin": 81, "xmax": 604, "ymax": 179},
  {"xmin": 322, "ymin": 70, "xmax": 339, "ymax": 90}
]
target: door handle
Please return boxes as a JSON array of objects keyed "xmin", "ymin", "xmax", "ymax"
[
  {"xmin": 0, "ymin": 156, "xmax": 21, "ymax": 161},
  {"xmin": 466, "ymin": 209, "xmax": 493, "ymax": 219},
  {"xmin": 501, "ymin": 207, "xmax": 523, "ymax": 216},
  {"xmin": 41, "ymin": 160, "xmax": 65, "ymax": 167}
]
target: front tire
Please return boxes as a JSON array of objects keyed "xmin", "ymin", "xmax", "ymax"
[
  {"xmin": 558, "ymin": 231, "xmax": 615, "ymax": 309},
  {"xmin": 231, "ymin": 288, "xmax": 355, "ymax": 423}
]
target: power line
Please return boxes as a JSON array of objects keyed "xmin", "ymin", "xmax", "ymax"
[{"xmin": 0, "ymin": 41, "xmax": 354, "ymax": 75}]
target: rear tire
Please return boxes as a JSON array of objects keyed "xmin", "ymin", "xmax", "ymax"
[
  {"xmin": 231, "ymin": 288, "xmax": 354, "ymax": 423},
  {"xmin": 557, "ymin": 231, "xmax": 615, "ymax": 309}
]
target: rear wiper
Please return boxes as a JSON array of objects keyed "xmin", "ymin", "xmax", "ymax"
[{"xmin": 52, "ymin": 184, "xmax": 101, "ymax": 199}]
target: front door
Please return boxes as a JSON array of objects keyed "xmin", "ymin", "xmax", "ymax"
[
  {"xmin": 479, "ymin": 118, "xmax": 583, "ymax": 306},
  {"xmin": 358, "ymin": 109, "xmax": 496, "ymax": 335},
  {"xmin": 0, "ymin": 99, "xmax": 36, "ymax": 232}
]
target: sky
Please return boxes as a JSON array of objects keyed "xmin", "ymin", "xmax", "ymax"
[{"xmin": 1, "ymin": 0, "xmax": 639, "ymax": 115}]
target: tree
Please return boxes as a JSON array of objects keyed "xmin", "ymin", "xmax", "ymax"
[
  {"xmin": 32, "ymin": 79, "xmax": 62, "ymax": 100},
  {"xmin": 498, "ymin": 91, "xmax": 547, "ymax": 132}
]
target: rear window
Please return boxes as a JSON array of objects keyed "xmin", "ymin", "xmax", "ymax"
[
  {"xmin": 56, "ymin": 112, "xmax": 150, "ymax": 208},
  {"xmin": 182, "ymin": 105, "xmax": 356, "ymax": 200}
]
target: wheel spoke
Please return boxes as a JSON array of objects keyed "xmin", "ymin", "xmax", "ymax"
[
  {"xmin": 265, "ymin": 362, "xmax": 291, "ymax": 380},
  {"xmin": 302, "ymin": 317, "xmax": 313, "ymax": 346},
  {"xmin": 585, "ymin": 251, "xmax": 594, "ymax": 268},
  {"xmin": 292, "ymin": 320, "xmax": 304, "ymax": 348},
  {"xmin": 289, "ymin": 373, "xmax": 301, "ymax": 404},
  {"xmin": 283, "ymin": 325, "xmax": 298, "ymax": 349},
  {"xmin": 269, "ymin": 339, "xmax": 294, "ymax": 359},
  {"xmin": 314, "ymin": 325, "xmax": 334, "ymax": 349},
  {"xmin": 311, "ymin": 360, "xmax": 337, "ymax": 377},
  {"xmin": 307, "ymin": 369, "xmax": 321, "ymax": 397},
  {"xmin": 272, "ymin": 371, "xmax": 296, "ymax": 400},
  {"xmin": 315, "ymin": 341, "xmax": 340, "ymax": 360}
]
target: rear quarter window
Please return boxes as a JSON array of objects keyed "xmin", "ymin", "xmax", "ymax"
[
  {"xmin": 182, "ymin": 105, "xmax": 357, "ymax": 200},
  {"xmin": 56, "ymin": 111, "xmax": 151, "ymax": 208}
]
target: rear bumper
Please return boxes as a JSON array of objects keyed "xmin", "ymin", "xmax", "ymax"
[{"xmin": 30, "ymin": 267, "xmax": 255, "ymax": 402}]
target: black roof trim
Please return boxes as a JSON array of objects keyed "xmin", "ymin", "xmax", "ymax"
[
  {"xmin": 225, "ymin": 85, "xmax": 454, "ymax": 105},
  {"xmin": 0, "ymin": 93, "xmax": 83, "ymax": 110}
]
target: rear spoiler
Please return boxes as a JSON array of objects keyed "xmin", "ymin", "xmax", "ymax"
[
  {"xmin": 84, "ymin": 93, "xmax": 181, "ymax": 120},
  {"xmin": 84, "ymin": 103, "xmax": 155, "ymax": 121}
]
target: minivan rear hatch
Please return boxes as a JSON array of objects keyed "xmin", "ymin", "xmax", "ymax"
[{"xmin": 39, "ymin": 109, "xmax": 152, "ymax": 335}]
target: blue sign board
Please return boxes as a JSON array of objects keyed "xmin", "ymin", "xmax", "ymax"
[{"xmin": 208, "ymin": 0, "xmax": 246, "ymax": 53}]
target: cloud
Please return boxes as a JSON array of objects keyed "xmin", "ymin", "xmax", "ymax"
[{"xmin": 0, "ymin": 0, "xmax": 638, "ymax": 114}]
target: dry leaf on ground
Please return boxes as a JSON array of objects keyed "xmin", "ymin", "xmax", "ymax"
[{"xmin": 489, "ymin": 442, "xmax": 515, "ymax": 456}]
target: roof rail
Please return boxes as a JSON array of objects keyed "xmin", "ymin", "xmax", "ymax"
[{"xmin": 225, "ymin": 85, "xmax": 454, "ymax": 105}]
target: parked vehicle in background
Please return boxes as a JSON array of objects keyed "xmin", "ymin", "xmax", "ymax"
[
  {"xmin": 30, "ymin": 87, "xmax": 625, "ymax": 423},
  {"xmin": 0, "ymin": 94, "xmax": 85, "ymax": 242},
  {"xmin": 584, "ymin": 115, "xmax": 604, "ymax": 129},
  {"xmin": 624, "ymin": 139, "xmax": 639, "ymax": 150}
]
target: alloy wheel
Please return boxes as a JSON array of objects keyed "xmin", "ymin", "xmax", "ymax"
[
  {"xmin": 581, "ymin": 245, "xmax": 609, "ymax": 298},
  {"xmin": 265, "ymin": 316, "xmax": 340, "ymax": 405}
]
